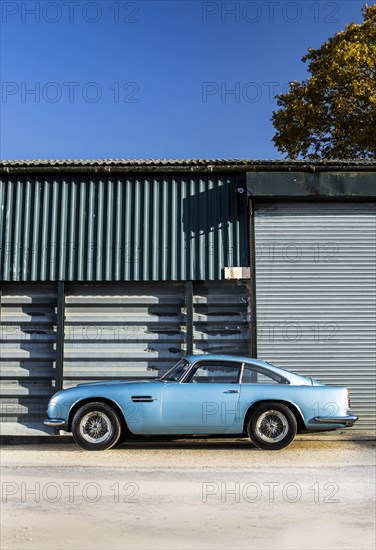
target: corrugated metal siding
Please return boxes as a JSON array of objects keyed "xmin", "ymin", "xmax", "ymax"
[
  {"xmin": 193, "ymin": 281, "xmax": 250, "ymax": 356},
  {"xmin": 63, "ymin": 282, "xmax": 186, "ymax": 386},
  {"xmin": 0, "ymin": 174, "xmax": 248, "ymax": 282},
  {"xmin": 254, "ymin": 202, "xmax": 376, "ymax": 430},
  {"xmin": 0, "ymin": 283, "xmax": 57, "ymax": 432}
]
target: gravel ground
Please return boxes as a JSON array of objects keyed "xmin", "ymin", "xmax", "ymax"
[{"xmin": 1, "ymin": 438, "xmax": 375, "ymax": 550}]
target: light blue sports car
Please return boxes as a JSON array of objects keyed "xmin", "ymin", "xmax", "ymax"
[{"xmin": 44, "ymin": 355, "xmax": 358, "ymax": 451}]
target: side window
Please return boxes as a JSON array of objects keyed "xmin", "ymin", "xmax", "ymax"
[
  {"xmin": 242, "ymin": 367, "xmax": 257, "ymax": 383},
  {"xmin": 187, "ymin": 362, "xmax": 241, "ymax": 384},
  {"xmin": 242, "ymin": 365, "xmax": 288, "ymax": 385}
]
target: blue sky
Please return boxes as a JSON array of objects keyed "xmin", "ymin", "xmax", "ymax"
[{"xmin": 0, "ymin": 0, "xmax": 366, "ymax": 160}]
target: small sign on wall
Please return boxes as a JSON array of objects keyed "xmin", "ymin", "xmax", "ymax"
[{"xmin": 224, "ymin": 267, "xmax": 251, "ymax": 280}]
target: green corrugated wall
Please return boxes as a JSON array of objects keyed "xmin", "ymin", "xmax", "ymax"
[{"xmin": 0, "ymin": 173, "xmax": 248, "ymax": 281}]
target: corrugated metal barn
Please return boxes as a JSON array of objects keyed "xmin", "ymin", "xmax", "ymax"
[{"xmin": 0, "ymin": 159, "xmax": 375, "ymax": 435}]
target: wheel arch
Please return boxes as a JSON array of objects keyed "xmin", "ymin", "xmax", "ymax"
[
  {"xmin": 67, "ymin": 397, "xmax": 132, "ymax": 435},
  {"xmin": 243, "ymin": 400, "xmax": 306, "ymax": 433}
]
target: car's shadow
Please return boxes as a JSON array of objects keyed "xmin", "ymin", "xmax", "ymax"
[
  {"xmin": 4, "ymin": 437, "xmax": 373, "ymax": 452},
  {"xmin": 1, "ymin": 436, "xmax": 262, "ymax": 451},
  {"xmin": 116, "ymin": 437, "xmax": 258, "ymax": 451}
]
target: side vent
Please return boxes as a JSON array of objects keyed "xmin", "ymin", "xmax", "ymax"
[{"xmin": 131, "ymin": 396, "xmax": 157, "ymax": 403}]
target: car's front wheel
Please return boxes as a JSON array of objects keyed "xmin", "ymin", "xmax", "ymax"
[
  {"xmin": 71, "ymin": 402, "xmax": 122, "ymax": 451},
  {"xmin": 247, "ymin": 402, "xmax": 297, "ymax": 450}
]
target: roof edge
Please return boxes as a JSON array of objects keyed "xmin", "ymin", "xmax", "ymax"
[{"xmin": 1, "ymin": 158, "xmax": 376, "ymax": 174}]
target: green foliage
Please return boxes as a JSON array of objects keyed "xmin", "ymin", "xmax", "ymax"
[{"xmin": 272, "ymin": 4, "xmax": 376, "ymax": 159}]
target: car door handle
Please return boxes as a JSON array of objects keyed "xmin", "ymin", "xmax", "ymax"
[{"xmin": 223, "ymin": 389, "xmax": 239, "ymax": 394}]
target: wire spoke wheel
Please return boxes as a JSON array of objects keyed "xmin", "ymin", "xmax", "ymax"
[
  {"xmin": 248, "ymin": 402, "xmax": 297, "ymax": 450},
  {"xmin": 256, "ymin": 410, "xmax": 288, "ymax": 443},
  {"xmin": 80, "ymin": 411, "xmax": 112, "ymax": 444},
  {"xmin": 72, "ymin": 402, "xmax": 122, "ymax": 450}
]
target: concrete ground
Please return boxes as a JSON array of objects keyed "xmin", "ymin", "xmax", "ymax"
[{"xmin": 1, "ymin": 438, "xmax": 375, "ymax": 550}]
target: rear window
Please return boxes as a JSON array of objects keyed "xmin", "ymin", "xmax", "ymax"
[{"xmin": 242, "ymin": 365, "xmax": 289, "ymax": 385}]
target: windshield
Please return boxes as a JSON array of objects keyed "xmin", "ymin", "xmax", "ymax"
[{"xmin": 159, "ymin": 359, "xmax": 191, "ymax": 382}]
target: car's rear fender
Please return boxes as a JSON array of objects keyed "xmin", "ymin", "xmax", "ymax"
[{"xmin": 241, "ymin": 386, "xmax": 349, "ymax": 432}]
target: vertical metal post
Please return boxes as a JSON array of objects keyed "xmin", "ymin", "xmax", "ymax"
[
  {"xmin": 0, "ymin": 283, "xmax": 2, "ymax": 344},
  {"xmin": 186, "ymin": 281, "xmax": 193, "ymax": 355},
  {"xmin": 56, "ymin": 282, "xmax": 65, "ymax": 391},
  {"xmin": 248, "ymin": 200, "xmax": 258, "ymax": 358}
]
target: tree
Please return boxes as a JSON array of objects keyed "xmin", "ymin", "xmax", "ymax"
[{"xmin": 272, "ymin": 4, "xmax": 376, "ymax": 160}]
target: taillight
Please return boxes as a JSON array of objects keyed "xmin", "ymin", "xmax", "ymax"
[{"xmin": 347, "ymin": 389, "xmax": 351, "ymax": 408}]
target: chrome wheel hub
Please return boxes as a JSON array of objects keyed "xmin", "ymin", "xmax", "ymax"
[
  {"xmin": 80, "ymin": 411, "xmax": 112, "ymax": 444},
  {"xmin": 256, "ymin": 410, "xmax": 289, "ymax": 443}
]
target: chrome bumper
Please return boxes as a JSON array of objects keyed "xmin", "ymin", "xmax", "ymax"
[
  {"xmin": 43, "ymin": 419, "xmax": 66, "ymax": 427},
  {"xmin": 314, "ymin": 415, "xmax": 358, "ymax": 427}
]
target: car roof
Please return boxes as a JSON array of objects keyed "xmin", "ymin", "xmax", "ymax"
[
  {"xmin": 184, "ymin": 354, "xmax": 305, "ymax": 383},
  {"xmin": 185, "ymin": 354, "xmax": 274, "ymax": 368}
]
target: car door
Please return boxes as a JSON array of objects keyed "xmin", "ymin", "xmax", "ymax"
[{"xmin": 160, "ymin": 360, "xmax": 243, "ymax": 434}]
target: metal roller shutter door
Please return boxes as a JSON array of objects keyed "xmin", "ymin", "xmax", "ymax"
[
  {"xmin": 0, "ymin": 283, "xmax": 57, "ymax": 435},
  {"xmin": 254, "ymin": 202, "xmax": 376, "ymax": 430},
  {"xmin": 193, "ymin": 281, "xmax": 250, "ymax": 356},
  {"xmin": 63, "ymin": 282, "xmax": 187, "ymax": 386},
  {"xmin": 63, "ymin": 281, "xmax": 251, "ymax": 387}
]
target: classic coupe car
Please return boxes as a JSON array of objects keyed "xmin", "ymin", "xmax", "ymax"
[{"xmin": 44, "ymin": 355, "xmax": 358, "ymax": 451}]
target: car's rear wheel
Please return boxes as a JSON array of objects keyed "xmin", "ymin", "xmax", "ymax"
[
  {"xmin": 247, "ymin": 402, "xmax": 297, "ymax": 450},
  {"xmin": 71, "ymin": 402, "xmax": 122, "ymax": 451}
]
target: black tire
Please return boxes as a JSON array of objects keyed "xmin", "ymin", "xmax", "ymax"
[
  {"xmin": 71, "ymin": 402, "xmax": 122, "ymax": 451},
  {"xmin": 247, "ymin": 402, "xmax": 297, "ymax": 451}
]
